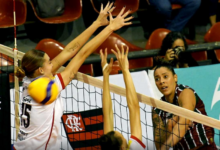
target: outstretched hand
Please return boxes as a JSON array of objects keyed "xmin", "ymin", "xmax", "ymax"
[
  {"xmin": 95, "ymin": 2, "xmax": 115, "ymax": 26},
  {"xmin": 100, "ymin": 48, "xmax": 113, "ymax": 75},
  {"xmin": 111, "ymin": 44, "xmax": 129, "ymax": 72},
  {"xmin": 108, "ymin": 7, "xmax": 133, "ymax": 31}
]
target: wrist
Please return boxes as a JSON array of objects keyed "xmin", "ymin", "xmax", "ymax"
[
  {"xmin": 92, "ymin": 21, "xmax": 102, "ymax": 28},
  {"xmin": 121, "ymin": 69, "xmax": 129, "ymax": 73},
  {"xmin": 103, "ymin": 72, "xmax": 110, "ymax": 76},
  {"xmin": 106, "ymin": 24, "xmax": 115, "ymax": 32}
]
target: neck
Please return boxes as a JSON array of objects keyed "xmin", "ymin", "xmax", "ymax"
[{"xmin": 165, "ymin": 85, "xmax": 176, "ymax": 103}]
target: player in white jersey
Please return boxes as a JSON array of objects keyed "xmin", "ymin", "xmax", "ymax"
[
  {"xmin": 14, "ymin": 3, "xmax": 133, "ymax": 150},
  {"xmin": 99, "ymin": 45, "xmax": 146, "ymax": 150}
]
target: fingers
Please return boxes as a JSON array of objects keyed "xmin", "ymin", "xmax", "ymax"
[
  {"xmin": 124, "ymin": 16, "xmax": 133, "ymax": 22},
  {"xmin": 109, "ymin": 58, "xmax": 114, "ymax": 66},
  {"xmin": 103, "ymin": 2, "xmax": 114, "ymax": 12},
  {"xmin": 100, "ymin": 3, "xmax": 103, "ymax": 11},
  {"xmin": 122, "ymin": 9, "xmax": 131, "ymax": 18},
  {"xmin": 107, "ymin": 2, "xmax": 114, "ymax": 10},
  {"xmin": 125, "ymin": 46, "xmax": 129, "ymax": 57},
  {"xmin": 108, "ymin": 6, "xmax": 115, "ymax": 13},
  {"xmin": 118, "ymin": 6, "xmax": 126, "ymax": 16},
  {"xmin": 121, "ymin": 44, "xmax": 124, "ymax": 59},
  {"xmin": 109, "ymin": 12, "xmax": 113, "ymax": 21},
  {"xmin": 105, "ymin": 2, "xmax": 110, "ymax": 10},
  {"xmin": 100, "ymin": 49, "xmax": 105, "ymax": 64},
  {"xmin": 115, "ymin": 44, "xmax": 121, "ymax": 59},
  {"xmin": 167, "ymin": 49, "xmax": 174, "ymax": 53},
  {"xmin": 123, "ymin": 22, "xmax": 132, "ymax": 26},
  {"xmin": 111, "ymin": 49, "xmax": 118, "ymax": 60},
  {"xmin": 104, "ymin": 48, "xmax": 107, "ymax": 60},
  {"xmin": 100, "ymin": 49, "xmax": 103, "ymax": 58}
]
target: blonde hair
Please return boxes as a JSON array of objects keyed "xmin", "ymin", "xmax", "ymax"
[{"xmin": 15, "ymin": 49, "xmax": 45, "ymax": 78}]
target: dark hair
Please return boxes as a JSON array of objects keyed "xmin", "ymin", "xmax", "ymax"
[
  {"xmin": 99, "ymin": 131, "xmax": 123, "ymax": 150},
  {"xmin": 154, "ymin": 59, "xmax": 176, "ymax": 75},
  {"xmin": 15, "ymin": 49, "xmax": 45, "ymax": 78},
  {"xmin": 159, "ymin": 32, "xmax": 188, "ymax": 56}
]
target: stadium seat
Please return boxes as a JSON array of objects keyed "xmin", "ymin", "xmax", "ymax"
[
  {"xmin": 94, "ymin": 33, "xmax": 152, "ymax": 74},
  {"xmin": 90, "ymin": 0, "xmax": 139, "ymax": 16},
  {"xmin": 171, "ymin": 4, "xmax": 182, "ymax": 10},
  {"xmin": 204, "ymin": 22, "xmax": 220, "ymax": 62},
  {"xmin": 145, "ymin": 28, "xmax": 170, "ymax": 49},
  {"xmin": 146, "ymin": 28, "xmax": 207, "ymax": 62},
  {"xmin": 28, "ymin": 0, "xmax": 82, "ymax": 24},
  {"xmin": 36, "ymin": 39, "xmax": 94, "ymax": 76},
  {"xmin": 0, "ymin": 0, "xmax": 27, "ymax": 28},
  {"xmin": 145, "ymin": 28, "xmax": 170, "ymax": 67}
]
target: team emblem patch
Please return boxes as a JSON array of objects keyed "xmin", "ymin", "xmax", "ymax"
[{"xmin": 62, "ymin": 108, "xmax": 103, "ymax": 150}]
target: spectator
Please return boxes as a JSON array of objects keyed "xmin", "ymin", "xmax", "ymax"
[
  {"xmin": 209, "ymin": 0, "xmax": 218, "ymax": 26},
  {"xmin": 155, "ymin": 31, "xmax": 198, "ymax": 68},
  {"xmin": 148, "ymin": 0, "xmax": 201, "ymax": 31}
]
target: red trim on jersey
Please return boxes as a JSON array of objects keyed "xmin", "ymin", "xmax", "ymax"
[
  {"xmin": 45, "ymin": 109, "xmax": 55, "ymax": 150},
  {"xmin": 130, "ymin": 135, "xmax": 146, "ymax": 149},
  {"xmin": 13, "ymin": 146, "xmax": 16, "ymax": 150},
  {"xmin": 57, "ymin": 73, "xmax": 65, "ymax": 89}
]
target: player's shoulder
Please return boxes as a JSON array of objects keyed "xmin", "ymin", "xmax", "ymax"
[{"xmin": 128, "ymin": 135, "xmax": 146, "ymax": 150}]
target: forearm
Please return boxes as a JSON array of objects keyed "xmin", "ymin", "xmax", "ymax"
[
  {"xmin": 122, "ymin": 69, "xmax": 139, "ymax": 108},
  {"xmin": 64, "ymin": 25, "xmax": 113, "ymax": 75},
  {"xmin": 103, "ymin": 73, "xmax": 114, "ymax": 133},
  {"xmin": 152, "ymin": 110, "xmax": 169, "ymax": 150},
  {"xmin": 64, "ymin": 21, "xmax": 101, "ymax": 55},
  {"xmin": 122, "ymin": 69, "xmax": 142, "ymax": 139},
  {"xmin": 52, "ymin": 21, "xmax": 101, "ymax": 73},
  {"xmin": 103, "ymin": 73, "xmax": 113, "ymax": 118},
  {"xmin": 164, "ymin": 118, "xmax": 189, "ymax": 147},
  {"xmin": 154, "ymin": 126, "xmax": 170, "ymax": 149}
]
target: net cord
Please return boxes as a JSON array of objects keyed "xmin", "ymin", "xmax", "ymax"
[{"xmin": 1, "ymin": 44, "xmax": 220, "ymax": 130}]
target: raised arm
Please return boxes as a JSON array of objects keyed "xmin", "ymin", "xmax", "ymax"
[
  {"xmin": 51, "ymin": 2, "xmax": 115, "ymax": 74},
  {"xmin": 161, "ymin": 89, "xmax": 196, "ymax": 150},
  {"xmin": 60, "ymin": 7, "xmax": 133, "ymax": 86},
  {"xmin": 100, "ymin": 49, "xmax": 114, "ymax": 134},
  {"xmin": 112, "ymin": 45, "xmax": 142, "ymax": 140}
]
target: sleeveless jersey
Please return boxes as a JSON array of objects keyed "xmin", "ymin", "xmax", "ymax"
[
  {"xmin": 127, "ymin": 135, "xmax": 146, "ymax": 150},
  {"xmin": 14, "ymin": 73, "xmax": 65, "ymax": 150},
  {"xmin": 154, "ymin": 84, "xmax": 215, "ymax": 150}
]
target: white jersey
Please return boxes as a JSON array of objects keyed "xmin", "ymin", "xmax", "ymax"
[
  {"xmin": 14, "ymin": 74, "xmax": 65, "ymax": 150},
  {"xmin": 127, "ymin": 135, "xmax": 146, "ymax": 150}
]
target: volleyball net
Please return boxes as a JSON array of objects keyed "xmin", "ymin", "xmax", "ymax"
[{"xmin": 0, "ymin": 44, "xmax": 220, "ymax": 150}]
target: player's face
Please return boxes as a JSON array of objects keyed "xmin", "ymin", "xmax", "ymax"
[
  {"xmin": 154, "ymin": 67, "xmax": 177, "ymax": 97},
  {"xmin": 172, "ymin": 39, "xmax": 185, "ymax": 50},
  {"xmin": 114, "ymin": 131, "xmax": 127, "ymax": 150},
  {"xmin": 41, "ymin": 54, "xmax": 53, "ymax": 78}
]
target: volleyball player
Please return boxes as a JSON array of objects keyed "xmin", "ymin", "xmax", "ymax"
[
  {"xmin": 99, "ymin": 45, "xmax": 146, "ymax": 150},
  {"xmin": 13, "ymin": 3, "xmax": 133, "ymax": 150},
  {"xmin": 152, "ymin": 60, "xmax": 217, "ymax": 150}
]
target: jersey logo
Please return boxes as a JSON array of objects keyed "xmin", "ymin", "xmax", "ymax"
[
  {"xmin": 65, "ymin": 114, "xmax": 85, "ymax": 132},
  {"xmin": 62, "ymin": 108, "xmax": 103, "ymax": 150}
]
